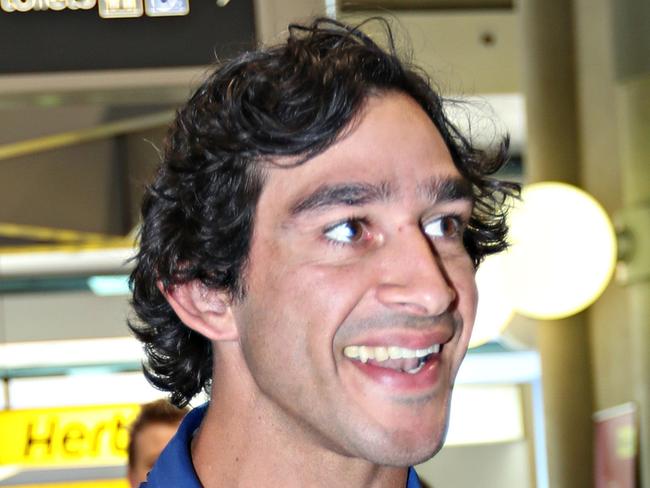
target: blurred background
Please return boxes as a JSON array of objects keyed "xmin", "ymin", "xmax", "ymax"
[{"xmin": 0, "ymin": 0, "xmax": 648, "ymax": 487}]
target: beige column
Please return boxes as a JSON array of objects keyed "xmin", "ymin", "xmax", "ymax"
[
  {"xmin": 519, "ymin": 0, "xmax": 594, "ymax": 486},
  {"xmin": 574, "ymin": 0, "xmax": 650, "ymax": 483},
  {"xmin": 617, "ymin": 76, "xmax": 650, "ymax": 487}
]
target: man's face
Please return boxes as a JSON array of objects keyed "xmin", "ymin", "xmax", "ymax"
[
  {"xmin": 128, "ymin": 422, "xmax": 179, "ymax": 488},
  {"xmin": 230, "ymin": 92, "xmax": 477, "ymax": 466}
]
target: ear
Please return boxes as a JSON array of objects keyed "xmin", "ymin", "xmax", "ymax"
[{"xmin": 158, "ymin": 280, "xmax": 239, "ymax": 341}]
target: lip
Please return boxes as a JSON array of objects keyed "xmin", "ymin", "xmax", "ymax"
[
  {"xmin": 337, "ymin": 325, "xmax": 457, "ymax": 394},
  {"xmin": 342, "ymin": 329, "xmax": 453, "ymax": 350},
  {"xmin": 346, "ymin": 353, "xmax": 443, "ymax": 392}
]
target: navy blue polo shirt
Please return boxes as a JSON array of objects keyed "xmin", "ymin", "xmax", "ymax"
[{"xmin": 142, "ymin": 403, "xmax": 423, "ymax": 487}]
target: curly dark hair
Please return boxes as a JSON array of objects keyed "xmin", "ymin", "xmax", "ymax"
[{"xmin": 129, "ymin": 17, "xmax": 519, "ymax": 407}]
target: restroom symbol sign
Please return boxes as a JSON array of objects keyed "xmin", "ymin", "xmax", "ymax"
[
  {"xmin": 98, "ymin": 0, "xmax": 143, "ymax": 17},
  {"xmin": 144, "ymin": 0, "xmax": 188, "ymax": 16}
]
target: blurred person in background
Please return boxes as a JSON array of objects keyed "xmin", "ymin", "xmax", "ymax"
[
  {"xmin": 129, "ymin": 17, "xmax": 517, "ymax": 488},
  {"xmin": 127, "ymin": 399, "xmax": 188, "ymax": 487}
]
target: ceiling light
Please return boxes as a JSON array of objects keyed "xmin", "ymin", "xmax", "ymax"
[{"xmin": 505, "ymin": 182, "xmax": 617, "ymax": 319}]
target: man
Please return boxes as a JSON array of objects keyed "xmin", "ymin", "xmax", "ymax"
[
  {"xmin": 129, "ymin": 17, "xmax": 517, "ymax": 487},
  {"xmin": 127, "ymin": 399, "xmax": 189, "ymax": 487}
]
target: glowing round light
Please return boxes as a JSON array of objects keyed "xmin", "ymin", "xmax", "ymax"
[
  {"xmin": 505, "ymin": 182, "xmax": 617, "ymax": 319},
  {"xmin": 470, "ymin": 252, "xmax": 515, "ymax": 348}
]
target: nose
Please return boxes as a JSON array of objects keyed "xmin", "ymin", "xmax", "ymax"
[{"xmin": 375, "ymin": 225, "xmax": 457, "ymax": 316}]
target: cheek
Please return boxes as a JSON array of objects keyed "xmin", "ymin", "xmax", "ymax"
[
  {"xmin": 447, "ymin": 258, "xmax": 478, "ymax": 320},
  {"xmin": 238, "ymin": 259, "xmax": 350, "ymax": 351},
  {"xmin": 256, "ymin": 237, "xmax": 370, "ymax": 316},
  {"xmin": 460, "ymin": 280, "xmax": 479, "ymax": 336}
]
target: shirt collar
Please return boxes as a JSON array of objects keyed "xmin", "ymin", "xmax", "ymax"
[{"xmin": 143, "ymin": 403, "xmax": 422, "ymax": 488}]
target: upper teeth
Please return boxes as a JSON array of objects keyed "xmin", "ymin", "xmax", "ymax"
[{"xmin": 343, "ymin": 344, "xmax": 441, "ymax": 363}]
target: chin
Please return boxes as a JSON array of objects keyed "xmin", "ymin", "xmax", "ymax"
[
  {"xmin": 361, "ymin": 442, "xmax": 444, "ymax": 468},
  {"xmin": 352, "ymin": 424, "xmax": 449, "ymax": 468}
]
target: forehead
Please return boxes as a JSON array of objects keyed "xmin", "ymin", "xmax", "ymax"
[
  {"xmin": 135, "ymin": 422, "xmax": 178, "ymax": 446},
  {"xmin": 259, "ymin": 92, "xmax": 463, "ymax": 206}
]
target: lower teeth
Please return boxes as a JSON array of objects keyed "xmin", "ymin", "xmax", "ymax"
[{"xmin": 404, "ymin": 356, "xmax": 427, "ymax": 375}]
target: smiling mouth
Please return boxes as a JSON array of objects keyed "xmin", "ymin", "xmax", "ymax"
[{"xmin": 342, "ymin": 344, "xmax": 442, "ymax": 375}]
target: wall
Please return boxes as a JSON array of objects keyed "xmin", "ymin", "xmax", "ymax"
[{"xmin": 418, "ymin": 442, "xmax": 532, "ymax": 488}]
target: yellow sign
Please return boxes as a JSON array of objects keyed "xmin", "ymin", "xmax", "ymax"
[
  {"xmin": 0, "ymin": 0, "xmax": 96, "ymax": 12},
  {"xmin": 616, "ymin": 424, "xmax": 637, "ymax": 459},
  {"xmin": 0, "ymin": 404, "xmax": 140, "ymax": 467}
]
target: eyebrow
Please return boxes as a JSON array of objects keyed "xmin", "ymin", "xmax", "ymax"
[
  {"xmin": 417, "ymin": 177, "xmax": 474, "ymax": 204},
  {"xmin": 289, "ymin": 176, "xmax": 474, "ymax": 217},
  {"xmin": 290, "ymin": 181, "xmax": 393, "ymax": 215}
]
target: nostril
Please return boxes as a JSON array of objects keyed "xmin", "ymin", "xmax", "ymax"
[{"xmin": 396, "ymin": 301, "xmax": 431, "ymax": 316}]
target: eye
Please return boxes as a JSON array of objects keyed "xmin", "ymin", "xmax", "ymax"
[
  {"xmin": 323, "ymin": 218, "xmax": 367, "ymax": 244},
  {"xmin": 423, "ymin": 215, "xmax": 462, "ymax": 239}
]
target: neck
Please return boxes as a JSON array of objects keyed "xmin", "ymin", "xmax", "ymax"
[{"xmin": 191, "ymin": 344, "xmax": 408, "ymax": 488}]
